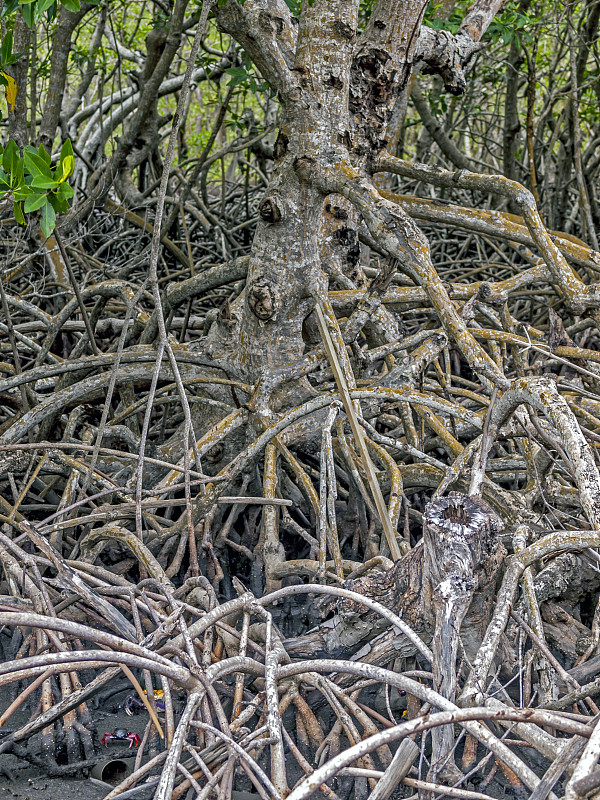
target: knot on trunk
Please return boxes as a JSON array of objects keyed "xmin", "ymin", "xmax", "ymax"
[
  {"xmin": 294, "ymin": 156, "xmax": 317, "ymax": 184},
  {"xmin": 273, "ymin": 131, "xmax": 289, "ymax": 161},
  {"xmin": 324, "ymin": 203, "xmax": 349, "ymax": 221},
  {"xmin": 259, "ymin": 197, "xmax": 283, "ymax": 223},
  {"xmin": 205, "ymin": 443, "xmax": 224, "ymax": 464},
  {"xmin": 286, "ymin": 496, "xmax": 506, "ymax": 670},
  {"xmin": 333, "ymin": 20, "xmax": 356, "ymax": 42},
  {"xmin": 248, "ymin": 277, "xmax": 279, "ymax": 321},
  {"xmin": 332, "ymin": 226, "xmax": 357, "ymax": 248}
]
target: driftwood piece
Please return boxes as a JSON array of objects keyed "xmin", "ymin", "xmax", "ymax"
[
  {"xmin": 368, "ymin": 739, "xmax": 419, "ymax": 800},
  {"xmin": 282, "ymin": 493, "xmax": 506, "ymax": 795},
  {"xmin": 541, "ymin": 601, "xmax": 591, "ymax": 664},
  {"xmin": 522, "ymin": 553, "xmax": 600, "ymax": 608}
]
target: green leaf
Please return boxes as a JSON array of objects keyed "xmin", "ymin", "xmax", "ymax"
[
  {"xmin": 56, "ymin": 154, "xmax": 73, "ymax": 183},
  {"xmin": 30, "ymin": 175, "xmax": 60, "ymax": 189},
  {"xmin": 24, "ymin": 192, "xmax": 47, "ymax": 212},
  {"xmin": 13, "ymin": 184, "xmax": 32, "ymax": 200},
  {"xmin": 1, "ymin": 31, "xmax": 13, "ymax": 65},
  {"xmin": 13, "ymin": 152, "xmax": 23, "ymax": 186},
  {"xmin": 60, "ymin": 0, "xmax": 80, "ymax": 9},
  {"xmin": 37, "ymin": 143, "xmax": 51, "ymax": 165},
  {"xmin": 43, "ymin": 0, "xmax": 58, "ymax": 21},
  {"xmin": 13, "ymin": 200, "xmax": 24, "ymax": 224},
  {"xmin": 225, "ymin": 67, "xmax": 249, "ymax": 87},
  {"xmin": 60, "ymin": 138, "xmax": 74, "ymax": 161},
  {"xmin": 40, "ymin": 199, "xmax": 56, "ymax": 237},
  {"xmin": 49, "ymin": 198, "xmax": 66, "ymax": 213},
  {"xmin": 54, "ymin": 181, "xmax": 74, "ymax": 200},
  {"xmin": 3, "ymin": 139, "xmax": 19, "ymax": 175},
  {"xmin": 21, "ymin": 3, "xmax": 35, "ymax": 27},
  {"xmin": 24, "ymin": 148, "xmax": 53, "ymax": 179},
  {"xmin": 4, "ymin": 51, "xmax": 24, "ymax": 66},
  {"xmin": 24, "ymin": 145, "xmax": 39, "ymax": 157},
  {"xmin": 51, "ymin": 180, "xmax": 74, "ymax": 212},
  {"xmin": 48, "ymin": 191, "xmax": 70, "ymax": 213},
  {"xmin": 1, "ymin": 0, "xmax": 20, "ymax": 18}
]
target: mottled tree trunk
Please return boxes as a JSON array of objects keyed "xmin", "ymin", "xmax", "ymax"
[
  {"xmin": 211, "ymin": 0, "xmax": 426, "ymax": 398},
  {"xmin": 212, "ymin": 0, "xmax": 507, "ymax": 407},
  {"xmin": 7, "ymin": 11, "xmax": 31, "ymax": 149},
  {"xmin": 38, "ymin": 4, "xmax": 91, "ymax": 151}
]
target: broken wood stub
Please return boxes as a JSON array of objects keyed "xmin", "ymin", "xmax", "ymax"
[
  {"xmin": 284, "ymin": 496, "xmax": 505, "ymax": 689},
  {"xmin": 424, "ymin": 493, "xmax": 505, "ymax": 789}
]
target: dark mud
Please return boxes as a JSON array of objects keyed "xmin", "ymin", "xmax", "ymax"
[{"xmin": 0, "ymin": 683, "xmax": 144, "ymax": 800}]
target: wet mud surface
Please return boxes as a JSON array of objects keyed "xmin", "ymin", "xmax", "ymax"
[{"xmin": 0, "ymin": 684, "xmax": 144, "ymax": 800}]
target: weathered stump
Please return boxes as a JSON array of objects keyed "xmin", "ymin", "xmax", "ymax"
[
  {"xmin": 423, "ymin": 494, "xmax": 504, "ymax": 788},
  {"xmin": 284, "ymin": 493, "xmax": 505, "ymax": 676},
  {"xmin": 283, "ymin": 492, "xmax": 506, "ymax": 795}
]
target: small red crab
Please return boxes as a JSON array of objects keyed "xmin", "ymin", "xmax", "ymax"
[{"xmin": 101, "ymin": 727, "xmax": 141, "ymax": 748}]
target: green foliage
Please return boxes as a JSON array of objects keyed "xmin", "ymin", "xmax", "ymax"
[
  {"xmin": 1, "ymin": 0, "xmax": 96, "ymax": 28},
  {"xmin": 0, "ymin": 32, "xmax": 22, "ymax": 68},
  {"xmin": 424, "ymin": 0, "xmax": 472, "ymax": 34},
  {"xmin": 0, "ymin": 31, "xmax": 21, "ymax": 89},
  {"xmin": 224, "ymin": 66, "xmax": 250, "ymax": 88},
  {"xmin": 225, "ymin": 67, "xmax": 267, "ymax": 94},
  {"xmin": 225, "ymin": 52, "xmax": 269, "ymax": 95},
  {"xmin": 425, "ymin": 0, "xmax": 543, "ymax": 45},
  {"xmin": 0, "ymin": 139, "xmax": 75, "ymax": 237},
  {"xmin": 0, "ymin": 1, "xmax": 79, "ymax": 235},
  {"xmin": 0, "ymin": 0, "xmax": 587, "ymax": 246},
  {"xmin": 486, "ymin": 1, "xmax": 543, "ymax": 45},
  {"xmin": 0, "ymin": 30, "xmax": 22, "ymax": 105}
]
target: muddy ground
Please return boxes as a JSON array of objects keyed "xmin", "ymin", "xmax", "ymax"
[
  {"xmin": 0, "ymin": 679, "xmax": 520, "ymax": 800},
  {"xmin": 0, "ymin": 637, "xmax": 530, "ymax": 800},
  {"xmin": 0, "ymin": 684, "xmax": 144, "ymax": 800}
]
